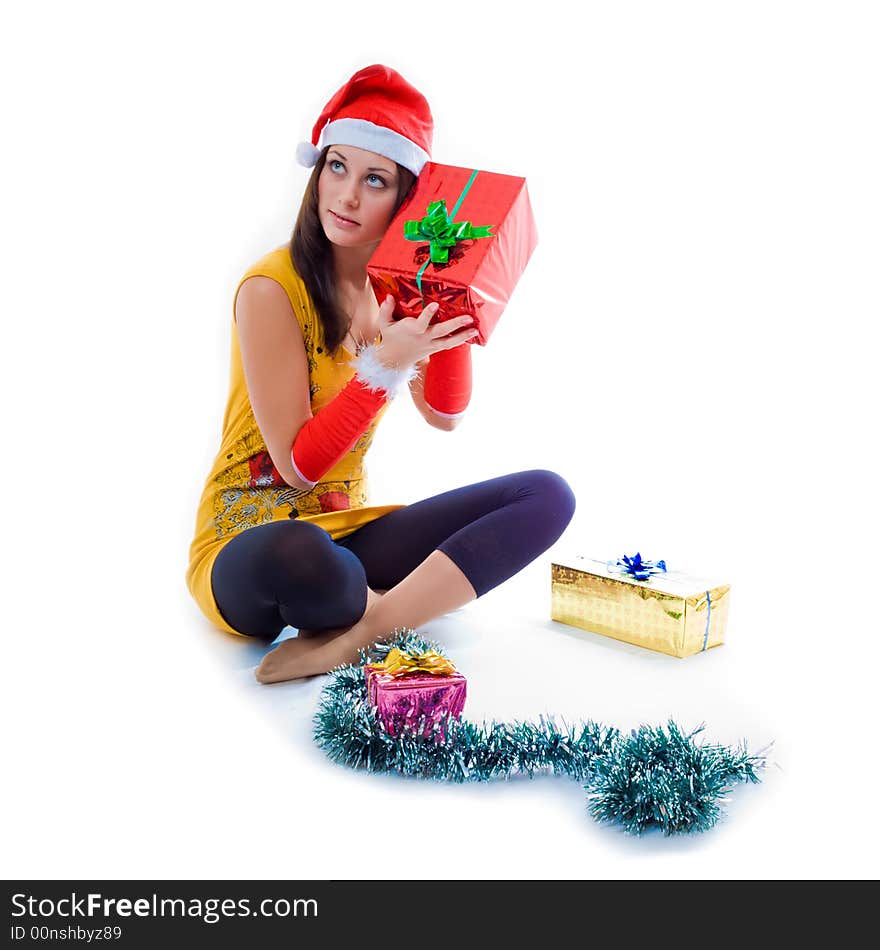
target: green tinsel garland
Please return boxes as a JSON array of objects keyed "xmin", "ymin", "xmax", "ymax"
[{"xmin": 313, "ymin": 630, "xmax": 766, "ymax": 836}]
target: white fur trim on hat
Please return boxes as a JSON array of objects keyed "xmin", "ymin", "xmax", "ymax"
[
  {"xmin": 296, "ymin": 141, "xmax": 321, "ymax": 167},
  {"xmin": 315, "ymin": 118, "xmax": 430, "ymax": 176},
  {"xmin": 351, "ymin": 343, "xmax": 418, "ymax": 397}
]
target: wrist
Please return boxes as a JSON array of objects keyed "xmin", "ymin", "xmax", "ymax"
[
  {"xmin": 424, "ymin": 344, "xmax": 473, "ymax": 417},
  {"xmin": 352, "ymin": 343, "xmax": 417, "ymax": 398}
]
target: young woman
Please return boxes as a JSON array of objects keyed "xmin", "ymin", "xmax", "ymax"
[{"xmin": 185, "ymin": 65, "xmax": 576, "ymax": 684}]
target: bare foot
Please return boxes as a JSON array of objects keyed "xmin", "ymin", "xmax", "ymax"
[
  {"xmin": 296, "ymin": 587, "xmax": 385, "ymax": 639},
  {"xmin": 255, "ymin": 620, "xmax": 372, "ymax": 684},
  {"xmin": 255, "ymin": 634, "xmax": 334, "ymax": 684},
  {"xmin": 256, "ymin": 588, "xmax": 388, "ymax": 684}
]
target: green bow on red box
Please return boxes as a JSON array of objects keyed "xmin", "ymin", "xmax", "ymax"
[
  {"xmin": 403, "ymin": 169, "xmax": 494, "ymax": 295},
  {"xmin": 404, "ymin": 198, "xmax": 493, "ymax": 265}
]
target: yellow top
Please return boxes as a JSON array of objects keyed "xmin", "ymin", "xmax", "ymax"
[{"xmin": 186, "ymin": 245, "xmax": 404, "ymax": 636}]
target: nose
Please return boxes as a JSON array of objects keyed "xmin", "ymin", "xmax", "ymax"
[{"xmin": 340, "ymin": 180, "xmax": 360, "ymax": 209}]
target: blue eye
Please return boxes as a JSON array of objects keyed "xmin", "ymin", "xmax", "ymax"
[{"xmin": 328, "ymin": 159, "xmax": 387, "ymax": 188}]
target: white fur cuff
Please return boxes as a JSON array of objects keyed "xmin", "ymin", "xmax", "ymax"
[{"xmin": 351, "ymin": 343, "xmax": 418, "ymax": 398}]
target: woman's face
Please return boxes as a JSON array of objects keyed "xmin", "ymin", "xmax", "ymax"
[{"xmin": 317, "ymin": 145, "xmax": 401, "ymax": 249}]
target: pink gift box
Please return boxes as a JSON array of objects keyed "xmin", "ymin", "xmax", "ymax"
[{"xmin": 364, "ymin": 665, "xmax": 467, "ymax": 739}]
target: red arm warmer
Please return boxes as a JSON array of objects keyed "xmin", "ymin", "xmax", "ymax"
[
  {"xmin": 422, "ymin": 343, "xmax": 473, "ymax": 418},
  {"xmin": 290, "ymin": 344, "xmax": 415, "ymax": 486}
]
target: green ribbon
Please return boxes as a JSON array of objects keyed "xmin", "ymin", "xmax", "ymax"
[{"xmin": 404, "ymin": 169, "xmax": 494, "ymax": 296}]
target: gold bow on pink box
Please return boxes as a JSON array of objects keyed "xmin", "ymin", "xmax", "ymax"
[{"xmin": 366, "ymin": 647, "xmax": 458, "ymax": 679}]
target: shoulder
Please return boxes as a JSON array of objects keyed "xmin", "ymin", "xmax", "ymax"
[
  {"xmin": 235, "ymin": 275, "xmax": 292, "ymax": 313},
  {"xmin": 237, "ymin": 245, "xmax": 306, "ymax": 298},
  {"xmin": 234, "ymin": 246, "xmax": 316, "ymax": 339}
]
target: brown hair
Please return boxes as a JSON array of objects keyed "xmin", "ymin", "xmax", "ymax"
[{"xmin": 289, "ymin": 146, "xmax": 416, "ymax": 356}]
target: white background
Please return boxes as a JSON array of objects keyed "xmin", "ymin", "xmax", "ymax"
[{"xmin": 2, "ymin": 0, "xmax": 877, "ymax": 880}]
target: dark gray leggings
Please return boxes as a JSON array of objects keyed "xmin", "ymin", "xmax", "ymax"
[{"xmin": 210, "ymin": 469, "xmax": 576, "ymax": 638}]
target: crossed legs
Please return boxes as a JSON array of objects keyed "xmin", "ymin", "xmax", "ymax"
[
  {"xmin": 211, "ymin": 470, "xmax": 577, "ymax": 683},
  {"xmin": 255, "ymin": 550, "xmax": 477, "ymax": 682}
]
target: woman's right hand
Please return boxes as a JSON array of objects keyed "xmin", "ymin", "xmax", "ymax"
[{"xmin": 374, "ymin": 296, "xmax": 479, "ymax": 369}]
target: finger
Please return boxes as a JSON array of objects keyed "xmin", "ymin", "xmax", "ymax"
[
  {"xmin": 430, "ymin": 314, "xmax": 476, "ymax": 338},
  {"xmin": 416, "ymin": 301, "xmax": 440, "ymax": 329},
  {"xmin": 378, "ymin": 295, "xmax": 396, "ymax": 325},
  {"xmin": 434, "ymin": 328, "xmax": 479, "ymax": 351}
]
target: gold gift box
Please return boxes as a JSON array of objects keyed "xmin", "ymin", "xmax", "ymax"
[{"xmin": 550, "ymin": 555, "xmax": 730, "ymax": 658}]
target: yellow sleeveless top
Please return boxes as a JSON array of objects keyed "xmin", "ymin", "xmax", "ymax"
[{"xmin": 186, "ymin": 245, "xmax": 404, "ymax": 636}]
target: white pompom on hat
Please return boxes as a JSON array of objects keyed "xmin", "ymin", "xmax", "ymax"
[{"xmin": 296, "ymin": 64, "xmax": 433, "ymax": 177}]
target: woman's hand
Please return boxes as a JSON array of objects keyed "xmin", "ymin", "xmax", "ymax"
[{"xmin": 374, "ymin": 297, "xmax": 479, "ymax": 370}]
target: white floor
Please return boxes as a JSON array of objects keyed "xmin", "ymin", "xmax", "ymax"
[
  {"xmin": 5, "ymin": 2, "xmax": 878, "ymax": 880},
  {"xmin": 8, "ymin": 540, "xmax": 873, "ymax": 881},
  {"xmin": 212, "ymin": 559, "xmax": 786, "ymax": 875}
]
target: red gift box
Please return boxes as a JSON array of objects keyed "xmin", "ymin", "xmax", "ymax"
[{"xmin": 366, "ymin": 162, "xmax": 538, "ymax": 345}]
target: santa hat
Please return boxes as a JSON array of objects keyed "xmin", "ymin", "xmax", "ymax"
[{"xmin": 296, "ymin": 64, "xmax": 433, "ymax": 177}]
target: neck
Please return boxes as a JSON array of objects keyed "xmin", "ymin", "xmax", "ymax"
[{"xmin": 332, "ymin": 241, "xmax": 379, "ymax": 299}]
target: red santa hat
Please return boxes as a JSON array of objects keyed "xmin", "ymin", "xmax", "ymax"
[{"xmin": 296, "ymin": 64, "xmax": 433, "ymax": 177}]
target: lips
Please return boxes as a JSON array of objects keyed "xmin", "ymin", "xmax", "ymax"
[{"xmin": 330, "ymin": 210, "xmax": 359, "ymax": 225}]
